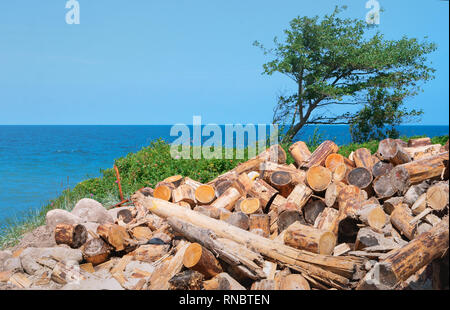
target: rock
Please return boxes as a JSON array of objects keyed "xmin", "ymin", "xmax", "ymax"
[
  {"xmin": 71, "ymin": 199, "xmax": 114, "ymax": 224},
  {"xmin": 107, "ymin": 207, "xmax": 130, "ymax": 221},
  {"xmin": 80, "ymin": 222, "xmax": 100, "ymax": 240},
  {"xmin": 61, "ymin": 273, "xmax": 124, "ymax": 290},
  {"xmin": 3, "ymin": 257, "xmax": 22, "ymax": 273},
  {"xmin": 0, "ymin": 251, "xmax": 13, "ymax": 271},
  {"xmin": 15, "ymin": 225, "xmax": 57, "ymax": 249},
  {"xmin": 20, "ymin": 247, "xmax": 83, "ymax": 275},
  {"xmin": 46, "ymin": 209, "xmax": 83, "ymax": 229}
]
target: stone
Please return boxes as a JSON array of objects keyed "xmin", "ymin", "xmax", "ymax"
[
  {"xmin": 46, "ymin": 209, "xmax": 83, "ymax": 229},
  {"xmin": 20, "ymin": 247, "xmax": 83, "ymax": 275},
  {"xmin": 71, "ymin": 199, "xmax": 114, "ymax": 224},
  {"xmin": 3, "ymin": 257, "xmax": 22, "ymax": 273},
  {"xmin": 0, "ymin": 250, "xmax": 13, "ymax": 271}
]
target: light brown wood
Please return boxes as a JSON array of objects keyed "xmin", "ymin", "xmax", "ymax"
[
  {"xmin": 51, "ymin": 262, "xmax": 84, "ymax": 285},
  {"xmin": 97, "ymin": 223, "xmax": 131, "ymax": 252},
  {"xmin": 353, "ymin": 148, "xmax": 375, "ymax": 170},
  {"xmin": 372, "ymin": 161, "xmax": 394, "ymax": 178},
  {"xmin": 9, "ymin": 273, "xmax": 32, "ymax": 288},
  {"xmin": 390, "ymin": 204, "xmax": 417, "ymax": 240},
  {"xmin": 303, "ymin": 199, "xmax": 327, "ymax": 225},
  {"xmin": 277, "ymin": 208, "xmax": 306, "ymax": 233},
  {"xmin": 131, "ymin": 226, "xmax": 153, "ymax": 241},
  {"xmin": 182, "ymin": 177, "xmax": 203, "ymax": 191},
  {"xmin": 249, "ymin": 214, "xmax": 270, "ymax": 237},
  {"xmin": 332, "ymin": 163, "xmax": 349, "ymax": 183},
  {"xmin": 284, "ymin": 222, "xmax": 336, "ymax": 255},
  {"xmin": 195, "ymin": 184, "xmax": 216, "ymax": 205},
  {"xmin": 248, "ymin": 179, "xmax": 278, "ymax": 210},
  {"xmin": 211, "ymin": 186, "xmax": 242, "ymax": 211},
  {"xmin": 183, "ymin": 243, "xmax": 223, "ymax": 279},
  {"xmin": 373, "ymin": 174, "xmax": 397, "ymax": 199},
  {"xmin": 306, "ymin": 166, "xmax": 332, "ymax": 192},
  {"xmin": 426, "ymin": 182, "xmax": 449, "ymax": 211},
  {"xmin": 81, "ymin": 237, "xmax": 110, "ymax": 265},
  {"xmin": 131, "ymin": 244, "xmax": 170, "ymax": 263},
  {"xmin": 279, "ymin": 274, "xmax": 311, "ymax": 290},
  {"xmin": 325, "ymin": 153, "xmax": 345, "ymax": 172},
  {"xmin": 168, "ymin": 270, "xmax": 204, "ymax": 290},
  {"xmin": 303, "ymin": 140, "xmax": 339, "ymax": 168},
  {"xmin": 260, "ymin": 162, "xmax": 306, "ymax": 186},
  {"xmin": 346, "ymin": 167, "xmax": 373, "ymax": 191},
  {"xmin": 172, "ymin": 184, "xmax": 196, "ymax": 207},
  {"xmin": 223, "ymin": 212, "xmax": 250, "ymax": 230},
  {"xmin": 325, "ymin": 181, "xmax": 345, "ymax": 208},
  {"xmin": 54, "ymin": 223, "xmax": 87, "ymax": 249},
  {"xmin": 286, "ymin": 183, "xmax": 313, "ymax": 211},
  {"xmin": 163, "ymin": 175, "xmax": 184, "ymax": 188},
  {"xmin": 153, "ymin": 183, "xmax": 173, "ymax": 201},
  {"xmin": 240, "ymin": 198, "xmax": 262, "ymax": 215},
  {"xmin": 382, "ymin": 197, "xmax": 404, "ymax": 215},
  {"xmin": 404, "ymin": 182, "xmax": 430, "ymax": 206},
  {"xmin": 377, "ymin": 138, "xmax": 411, "ymax": 165},
  {"xmin": 314, "ymin": 207, "xmax": 340, "ymax": 235},
  {"xmin": 411, "ymin": 193, "xmax": 427, "ymax": 215},
  {"xmin": 408, "ymin": 137, "xmax": 432, "ymax": 148},
  {"xmin": 203, "ymin": 272, "xmax": 246, "ymax": 290},
  {"xmin": 269, "ymin": 171, "xmax": 294, "ymax": 198},
  {"xmin": 289, "ymin": 141, "xmax": 311, "ymax": 167},
  {"xmin": 356, "ymin": 204, "xmax": 387, "ymax": 230}
]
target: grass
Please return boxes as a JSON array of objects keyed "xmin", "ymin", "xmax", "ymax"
[{"xmin": 0, "ymin": 135, "xmax": 448, "ymax": 249}]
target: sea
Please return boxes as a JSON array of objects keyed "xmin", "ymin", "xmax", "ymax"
[{"xmin": 0, "ymin": 125, "xmax": 448, "ymax": 222}]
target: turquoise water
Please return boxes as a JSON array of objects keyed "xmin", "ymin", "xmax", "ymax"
[{"xmin": 0, "ymin": 125, "xmax": 448, "ymax": 221}]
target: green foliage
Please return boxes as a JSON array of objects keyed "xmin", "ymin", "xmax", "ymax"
[{"xmin": 254, "ymin": 6, "xmax": 436, "ymax": 143}]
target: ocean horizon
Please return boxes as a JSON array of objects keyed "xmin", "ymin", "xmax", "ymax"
[{"xmin": 0, "ymin": 124, "xmax": 448, "ymax": 222}]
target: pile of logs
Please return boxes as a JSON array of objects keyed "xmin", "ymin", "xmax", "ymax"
[{"xmin": 3, "ymin": 137, "xmax": 448, "ymax": 290}]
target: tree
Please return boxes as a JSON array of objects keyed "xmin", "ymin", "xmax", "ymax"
[{"xmin": 254, "ymin": 6, "xmax": 436, "ymax": 143}]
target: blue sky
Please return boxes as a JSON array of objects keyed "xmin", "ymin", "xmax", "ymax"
[{"xmin": 0, "ymin": 0, "xmax": 448, "ymax": 125}]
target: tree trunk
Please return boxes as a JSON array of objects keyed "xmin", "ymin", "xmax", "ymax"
[
  {"xmin": 346, "ymin": 167, "xmax": 373, "ymax": 191},
  {"xmin": 303, "ymin": 199, "xmax": 327, "ymax": 225},
  {"xmin": 195, "ymin": 184, "xmax": 217, "ymax": 205},
  {"xmin": 211, "ymin": 186, "xmax": 242, "ymax": 211},
  {"xmin": 81, "ymin": 237, "xmax": 110, "ymax": 265},
  {"xmin": 289, "ymin": 141, "xmax": 311, "ymax": 167},
  {"xmin": 306, "ymin": 166, "xmax": 332, "ymax": 192},
  {"xmin": 284, "ymin": 223, "xmax": 336, "ymax": 255},
  {"xmin": 172, "ymin": 184, "xmax": 196, "ymax": 207},
  {"xmin": 183, "ymin": 243, "xmax": 223, "ymax": 279},
  {"xmin": 372, "ymin": 161, "xmax": 394, "ymax": 178},
  {"xmin": 97, "ymin": 224, "xmax": 131, "ymax": 252},
  {"xmin": 426, "ymin": 182, "xmax": 449, "ymax": 211},
  {"xmin": 153, "ymin": 183, "xmax": 174, "ymax": 201},
  {"xmin": 286, "ymin": 183, "xmax": 313, "ymax": 211},
  {"xmin": 248, "ymin": 179, "xmax": 278, "ymax": 209},
  {"xmin": 377, "ymin": 138, "xmax": 411, "ymax": 165},
  {"xmin": 249, "ymin": 214, "xmax": 270, "ymax": 238},
  {"xmin": 314, "ymin": 207, "xmax": 339, "ymax": 235},
  {"xmin": 353, "ymin": 148, "xmax": 375, "ymax": 170},
  {"xmin": 356, "ymin": 204, "xmax": 387, "ymax": 230},
  {"xmin": 269, "ymin": 171, "xmax": 294, "ymax": 198},
  {"xmin": 390, "ymin": 205, "xmax": 417, "ymax": 240},
  {"xmin": 325, "ymin": 181, "xmax": 345, "ymax": 208}
]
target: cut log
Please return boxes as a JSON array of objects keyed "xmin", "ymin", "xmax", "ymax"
[
  {"xmin": 195, "ymin": 185, "xmax": 216, "ymax": 205},
  {"xmin": 372, "ymin": 161, "xmax": 394, "ymax": 178},
  {"xmin": 193, "ymin": 205, "xmax": 221, "ymax": 219},
  {"xmin": 426, "ymin": 182, "xmax": 449, "ymax": 211},
  {"xmin": 9, "ymin": 273, "xmax": 32, "ymax": 288},
  {"xmin": 169, "ymin": 270, "xmax": 204, "ymax": 290},
  {"xmin": 251, "ymin": 279, "xmax": 276, "ymax": 290},
  {"xmin": 408, "ymin": 137, "xmax": 432, "ymax": 148},
  {"xmin": 373, "ymin": 174, "xmax": 397, "ymax": 199},
  {"xmin": 383, "ymin": 197, "xmax": 404, "ymax": 215},
  {"xmin": 153, "ymin": 183, "xmax": 173, "ymax": 201},
  {"xmin": 81, "ymin": 237, "xmax": 110, "ymax": 265},
  {"xmin": 183, "ymin": 243, "xmax": 223, "ymax": 279},
  {"xmin": 356, "ymin": 204, "xmax": 387, "ymax": 230},
  {"xmin": 249, "ymin": 214, "xmax": 270, "ymax": 237},
  {"xmin": 303, "ymin": 140, "xmax": 339, "ymax": 168},
  {"xmin": 303, "ymin": 199, "xmax": 327, "ymax": 225},
  {"xmin": 248, "ymin": 179, "xmax": 278, "ymax": 210},
  {"xmin": 54, "ymin": 223, "xmax": 87, "ymax": 249},
  {"xmin": 279, "ymin": 274, "xmax": 310, "ymax": 290},
  {"xmin": 306, "ymin": 166, "xmax": 332, "ymax": 192},
  {"xmin": 404, "ymin": 181, "xmax": 430, "ymax": 206},
  {"xmin": 210, "ymin": 186, "xmax": 242, "ymax": 211},
  {"xmin": 286, "ymin": 183, "xmax": 313, "ymax": 211},
  {"xmin": 277, "ymin": 209, "xmax": 306, "ymax": 233},
  {"xmin": 346, "ymin": 167, "xmax": 373, "ymax": 191},
  {"xmin": 172, "ymin": 184, "xmax": 196, "ymax": 207},
  {"xmin": 289, "ymin": 141, "xmax": 311, "ymax": 167},
  {"xmin": 325, "ymin": 182, "xmax": 345, "ymax": 209},
  {"xmin": 240, "ymin": 198, "xmax": 262, "ymax": 215},
  {"xmin": 284, "ymin": 223, "xmax": 337, "ymax": 255},
  {"xmin": 132, "ymin": 192, "xmax": 362, "ymax": 282},
  {"xmin": 377, "ymin": 138, "xmax": 411, "ymax": 165},
  {"xmin": 132, "ymin": 244, "xmax": 170, "ymax": 263},
  {"xmin": 366, "ymin": 218, "xmax": 449, "ymax": 288},
  {"xmin": 333, "ymin": 243, "xmax": 351, "ymax": 256},
  {"xmin": 270, "ymin": 171, "xmax": 294, "ymax": 198},
  {"xmin": 353, "ymin": 148, "xmax": 375, "ymax": 170},
  {"xmin": 182, "ymin": 177, "xmax": 203, "ymax": 191},
  {"xmin": 260, "ymin": 162, "xmax": 306, "ymax": 186},
  {"xmin": 314, "ymin": 207, "xmax": 340, "ymax": 235},
  {"xmin": 233, "ymin": 173, "xmax": 253, "ymax": 195},
  {"xmin": 390, "ymin": 205, "xmax": 417, "ymax": 240},
  {"xmin": 131, "ymin": 226, "xmax": 153, "ymax": 241},
  {"xmin": 203, "ymin": 272, "xmax": 246, "ymax": 290},
  {"xmin": 325, "ymin": 153, "xmax": 345, "ymax": 172},
  {"xmin": 97, "ymin": 224, "xmax": 131, "ymax": 252},
  {"xmin": 332, "ymin": 163, "xmax": 349, "ymax": 183},
  {"xmin": 389, "ymin": 152, "xmax": 449, "ymax": 190},
  {"xmin": 140, "ymin": 187, "xmax": 154, "ymax": 197},
  {"xmin": 355, "ymin": 227, "xmax": 399, "ymax": 251}
]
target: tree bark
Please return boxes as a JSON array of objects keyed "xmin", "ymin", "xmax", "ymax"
[
  {"xmin": 303, "ymin": 140, "xmax": 339, "ymax": 168},
  {"xmin": 54, "ymin": 223, "xmax": 87, "ymax": 249}
]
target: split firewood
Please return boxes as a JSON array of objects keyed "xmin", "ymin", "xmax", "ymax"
[
  {"xmin": 9, "ymin": 273, "xmax": 32, "ymax": 288},
  {"xmin": 194, "ymin": 184, "xmax": 216, "ymax": 205},
  {"xmin": 382, "ymin": 197, "xmax": 403, "ymax": 215},
  {"xmin": 306, "ymin": 166, "xmax": 332, "ymax": 192},
  {"xmin": 286, "ymin": 183, "xmax": 313, "ymax": 211},
  {"xmin": 426, "ymin": 182, "xmax": 449, "ymax": 211},
  {"xmin": 169, "ymin": 270, "xmax": 204, "ymax": 290},
  {"xmin": 356, "ymin": 204, "xmax": 387, "ymax": 230},
  {"xmin": 131, "ymin": 226, "xmax": 153, "ymax": 241},
  {"xmin": 333, "ymin": 243, "xmax": 352, "ymax": 256},
  {"xmin": 303, "ymin": 140, "xmax": 339, "ymax": 168},
  {"xmin": 97, "ymin": 223, "xmax": 132, "ymax": 252},
  {"xmin": 54, "ymin": 223, "xmax": 87, "ymax": 249},
  {"xmin": 411, "ymin": 193, "xmax": 427, "ymax": 215},
  {"xmin": 172, "ymin": 184, "xmax": 196, "ymax": 207},
  {"xmin": 377, "ymin": 138, "xmax": 412, "ymax": 165},
  {"xmin": 403, "ymin": 181, "xmax": 430, "ymax": 206},
  {"xmin": 51, "ymin": 261, "xmax": 85, "ymax": 285},
  {"xmin": 81, "ymin": 237, "xmax": 110, "ymax": 265},
  {"xmin": 284, "ymin": 222, "xmax": 336, "ymax": 255}
]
